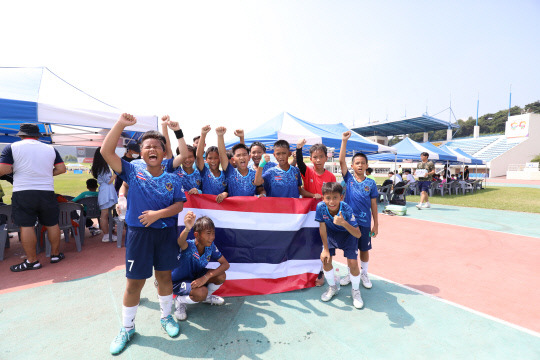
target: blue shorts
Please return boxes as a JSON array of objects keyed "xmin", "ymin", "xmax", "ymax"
[
  {"xmin": 419, "ymin": 180, "xmax": 431, "ymax": 193},
  {"xmin": 358, "ymin": 226, "xmax": 372, "ymax": 252},
  {"xmin": 172, "ymin": 269, "xmax": 209, "ymax": 296},
  {"xmin": 325, "ymin": 233, "xmax": 358, "ymax": 259},
  {"xmin": 125, "ymin": 226, "xmax": 179, "ymax": 279}
]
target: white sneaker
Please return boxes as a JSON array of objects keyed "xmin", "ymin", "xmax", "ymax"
[
  {"xmin": 111, "ymin": 234, "xmax": 118, "ymax": 241},
  {"xmin": 174, "ymin": 298, "xmax": 187, "ymax": 321},
  {"xmin": 102, "ymin": 234, "xmax": 110, "ymax": 242},
  {"xmin": 423, "ymin": 202, "xmax": 431, "ymax": 208},
  {"xmin": 361, "ymin": 273, "xmax": 372, "ymax": 289},
  {"xmin": 340, "ymin": 274, "xmax": 351, "ymax": 286},
  {"xmin": 203, "ymin": 295, "xmax": 225, "ymax": 306},
  {"xmin": 416, "ymin": 203, "xmax": 423, "ymax": 209},
  {"xmin": 321, "ymin": 285, "xmax": 339, "ymax": 302},
  {"xmin": 352, "ymin": 288, "xmax": 364, "ymax": 309}
]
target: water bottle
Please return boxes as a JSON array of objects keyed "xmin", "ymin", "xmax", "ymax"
[{"xmin": 117, "ymin": 194, "xmax": 127, "ymax": 221}]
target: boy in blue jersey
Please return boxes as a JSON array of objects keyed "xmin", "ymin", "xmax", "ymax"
[
  {"xmin": 172, "ymin": 211, "xmax": 230, "ymax": 321},
  {"xmin": 217, "ymin": 127, "xmax": 265, "ymax": 197},
  {"xmin": 101, "ymin": 113, "xmax": 186, "ymax": 355},
  {"xmin": 339, "ymin": 131, "xmax": 379, "ymax": 290},
  {"xmin": 196, "ymin": 125, "xmax": 228, "ymax": 203},
  {"xmin": 254, "ymin": 140, "xmax": 313, "ymax": 198},
  {"xmin": 316, "ymin": 182, "xmax": 364, "ymax": 309},
  {"xmin": 233, "ymin": 129, "xmax": 278, "ymax": 173}
]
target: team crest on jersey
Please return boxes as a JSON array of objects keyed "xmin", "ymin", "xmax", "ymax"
[
  {"xmin": 165, "ymin": 182, "xmax": 173, "ymax": 191},
  {"xmin": 197, "ymin": 180, "xmax": 202, "ymax": 186},
  {"xmin": 161, "ymin": 164, "xmax": 166, "ymax": 171},
  {"xmin": 364, "ymin": 185, "xmax": 370, "ymax": 192},
  {"xmin": 222, "ymin": 181, "xmax": 227, "ymax": 187}
]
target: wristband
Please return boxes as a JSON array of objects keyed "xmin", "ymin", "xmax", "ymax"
[
  {"xmin": 259, "ymin": 159, "xmax": 267, "ymax": 168},
  {"xmin": 174, "ymin": 129, "xmax": 184, "ymax": 139}
]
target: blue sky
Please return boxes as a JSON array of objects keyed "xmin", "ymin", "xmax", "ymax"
[{"xmin": 2, "ymin": 0, "xmax": 539, "ymax": 140}]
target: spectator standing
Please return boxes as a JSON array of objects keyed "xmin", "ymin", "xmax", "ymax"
[
  {"xmin": 0, "ymin": 123, "xmax": 67, "ymax": 272},
  {"xmin": 415, "ymin": 152, "xmax": 435, "ymax": 209},
  {"xmin": 92, "ymin": 147, "xmax": 118, "ymax": 242},
  {"xmin": 464, "ymin": 166, "xmax": 470, "ymax": 181}
]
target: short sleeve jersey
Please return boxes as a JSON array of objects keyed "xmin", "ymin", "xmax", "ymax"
[
  {"xmin": 302, "ymin": 166, "xmax": 336, "ymax": 196},
  {"xmin": 171, "ymin": 240, "xmax": 223, "ymax": 281},
  {"xmin": 165, "ymin": 159, "xmax": 202, "ymax": 192},
  {"xmin": 118, "ymin": 159, "xmax": 186, "ymax": 229},
  {"xmin": 250, "ymin": 161, "xmax": 277, "ymax": 174},
  {"xmin": 262, "ymin": 165, "xmax": 302, "ymax": 198},
  {"xmin": 315, "ymin": 201, "xmax": 358, "ymax": 244},
  {"xmin": 225, "ymin": 165, "xmax": 257, "ymax": 197},
  {"xmin": 199, "ymin": 165, "xmax": 227, "ymax": 195},
  {"xmin": 417, "ymin": 161, "xmax": 435, "ymax": 181},
  {"xmin": 343, "ymin": 172, "xmax": 378, "ymax": 227},
  {"xmin": 0, "ymin": 140, "xmax": 64, "ymax": 192}
]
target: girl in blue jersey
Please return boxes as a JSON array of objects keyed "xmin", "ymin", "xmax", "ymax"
[{"xmin": 195, "ymin": 125, "xmax": 228, "ymax": 202}]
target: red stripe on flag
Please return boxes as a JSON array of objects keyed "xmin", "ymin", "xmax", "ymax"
[
  {"xmin": 214, "ymin": 273, "xmax": 319, "ymax": 297},
  {"xmin": 184, "ymin": 194, "xmax": 318, "ymax": 214}
]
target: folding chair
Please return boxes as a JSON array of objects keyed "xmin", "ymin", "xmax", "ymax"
[
  {"xmin": 0, "ymin": 205, "xmax": 41, "ymax": 260},
  {"xmin": 428, "ymin": 181, "xmax": 439, "ymax": 197},
  {"xmin": 44, "ymin": 202, "xmax": 84, "ymax": 257},
  {"xmin": 78, "ymin": 197, "xmax": 115, "ymax": 245},
  {"xmin": 378, "ymin": 184, "xmax": 392, "ymax": 204},
  {"xmin": 390, "ymin": 183, "xmax": 409, "ymax": 203}
]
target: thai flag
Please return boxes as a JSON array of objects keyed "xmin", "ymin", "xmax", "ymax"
[{"xmin": 178, "ymin": 195, "xmax": 322, "ymax": 297}]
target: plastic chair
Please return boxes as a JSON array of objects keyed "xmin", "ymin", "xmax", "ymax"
[
  {"xmin": 77, "ymin": 197, "xmax": 115, "ymax": 244},
  {"xmin": 378, "ymin": 184, "xmax": 392, "ymax": 204},
  {"xmin": 0, "ymin": 205, "xmax": 42, "ymax": 260},
  {"xmin": 428, "ymin": 181, "xmax": 439, "ymax": 197},
  {"xmin": 44, "ymin": 202, "xmax": 84, "ymax": 257},
  {"xmin": 449, "ymin": 181, "xmax": 461, "ymax": 195},
  {"xmin": 390, "ymin": 183, "xmax": 409, "ymax": 203}
]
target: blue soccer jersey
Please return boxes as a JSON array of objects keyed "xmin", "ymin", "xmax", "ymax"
[
  {"xmin": 250, "ymin": 161, "xmax": 277, "ymax": 174},
  {"xmin": 165, "ymin": 159, "xmax": 202, "ymax": 192},
  {"xmin": 343, "ymin": 172, "xmax": 378, "ymax": 227},
  {"xmin": 262, "ymin": 165, "xmax": 302, "ymax": 198},
  {"xmin": 118, "ymin": 159, "xmax": 186, "ymax": 229},
  {"xmin": 200, "ymin": 165, "xmax": 227, "ymax": 195},
  {"xmin": 315, "ymin": 201, "xmax": 358, "ymax": 245},
  {"xmin": 224, "ymin": 165, "xmax": 257, "ymax": 197},
  {"xmin": 171, "ymin": 240, "xmax": 223, "ymax": 281}
]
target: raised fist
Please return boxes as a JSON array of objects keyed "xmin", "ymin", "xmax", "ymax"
[
  {"xmin": 201, "ymin": 125, "xmax": 211, "ymax": 135},
  {"xmin": 184, "ymin": 211, "xmax": 196, "ymax": 230},
  {"xmin": 342, "ymin": 131, "xmax": 351, "ymax": 140},
  {"xmin": 215, "ymin": 127, "xmax": 227, "ymax": 136},
  {"xmin": 297, "ymin": 138, "xmax": 306, "ymax": 148},
  {"xmin": 118, "ymin": 113, "xmax": 137, "ymax": 127},
  {"xmin": 234, "ymin": 129, "xmax": 244, "ymax": 137},
  {"xmin": 167, "ymin": 121, "xmax": 181, "ymax": 131}
]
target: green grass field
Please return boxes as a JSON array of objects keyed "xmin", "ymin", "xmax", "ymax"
[{"xmin": 0, "ymin": 172, "xmax": 538, "ymax": 213}]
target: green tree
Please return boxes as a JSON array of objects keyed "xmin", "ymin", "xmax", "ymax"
[{"xmin": 524, "ymin": 101, "xmax": 540, "ymax": 114}]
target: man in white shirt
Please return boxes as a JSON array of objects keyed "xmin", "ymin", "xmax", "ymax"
[
  {"xmin": 403, "ymin": 170, "xmax": 416, "ymax": 184},
  {"xmin": 0, "ymin": 123, "xmax": 66, "ymax": 272}
]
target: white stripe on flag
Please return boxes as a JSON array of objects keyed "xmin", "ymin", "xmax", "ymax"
[
  {"xmin": 178, "ymin": 208, "xmax": 318, "ymax": 231},
  {"xmin": 206, "ymin": 260, "xmax": 320, "ymax": 280}
]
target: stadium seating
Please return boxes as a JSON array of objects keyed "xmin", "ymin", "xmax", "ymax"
[
  {"xmin": 445, "ymin": 135, "xmax": 499, "ymax": 157},
  {"xmin": 474, "ymin": 138, "xmax": 520, "ymax": 162}
]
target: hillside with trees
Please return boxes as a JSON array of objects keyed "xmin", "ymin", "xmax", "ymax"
[{"xmin": 390, "ymin": 100, "xmax": 539, "ymax": 145}]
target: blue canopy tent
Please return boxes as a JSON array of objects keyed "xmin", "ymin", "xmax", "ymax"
[
  {"xmin": 225, "ymin": 112, "xmax": 396, "ymax": 156},
  {"xmin": 419, "ymin": 142, "xmax": 459, "ymax": 162},
  {"xmin": 439, "ymin": 145, "xmax": 484, "ymax": 165},
  {"xmin": 0, "ymin": 67, "xmax": 157, "ymax": 146},
  {"xmin": 368, "ymin": 137, "xmax": 449, "ymax": 162}
]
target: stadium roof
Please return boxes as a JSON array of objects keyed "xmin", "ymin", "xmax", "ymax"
[{"xmin": 352, "ymin": 115, "xmax": 459, "ymax": 137}]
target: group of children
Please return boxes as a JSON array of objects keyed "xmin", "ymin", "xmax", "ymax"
[{"xmin": 100, "ymin": 114, "xmax": 379, "ymax": 354}]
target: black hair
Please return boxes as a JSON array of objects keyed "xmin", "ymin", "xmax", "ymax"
[
  {"xmin": 232, "ymin": 143, "xmax": 249, "ymax": 155},
  {"xmin": 140, "ymin": 131, "xmax": 166, "ymax": 151},
  {"xmin": 388, "ymin": 171, "xmax": 394, "ymax": 175},
  {"xmin": 205, "ymin": 146, "xmax": 219, "ymax": 157},
  {"xmin": 86, "ymin": 178, "xmax": 98, "ymax": 190},
  {"xmin": 249, "ymin": 141, "xmax": 266, "ymax": 153},
  {"xmin": 273, "ymin": 139, "xmax": 290, "ymax": 151},
  {"xmin": 193, "ymin": 135, "xmax": 201, "ymax": 143},
  {"xmin": 366, "ymin": 167, "xmax": 373, "ymax": 174},
  {"xmin": 92, "ymin": 147, "xmax": 110, "ymax": 179},
  {"xmin": 226, "ymin": 150, "xmax": 233, "ymax": 160},
  {"xmin": 309, "ymin": 143, "xmax": 328, "ymax": 157},
  {"xmin": 186, "ymin": 145, "xmax": 196, "ymax": 157},
  {"xmin": 421, "ymin": 152, "xmax": 429, "ymax": 157},
  {"xmin": 193, "ymin": 216, "xmax": 215, "ymax": 233},
  {"xmin": 351, "ymin": 152, "xmax": 368, "ymax": 164},
  {"xmin": 322, "ymin": 182, "xmax": 343, "ymax": 195},
  {"xmin": 404, "ymin": 170, "xmax": 411, "ymax": 174}
]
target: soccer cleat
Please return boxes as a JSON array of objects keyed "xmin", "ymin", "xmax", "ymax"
[
  {"xmin": 110, "ymin": 327, "xmax": 135, "ymax": 355},
  {"xmin": 321, "ymin": 285, "xmax": 339, "ymax": 302},
  {"xmin": 160, "ymin": 315, "xmax": 180, "ymax": 337},
  {"xmin": 203, "ymin": 295, "xmax": 225, "ymax": 305},
  {"xmin": 174, "ymin": 298, "xmax": 187, "ymax": 321},
  {"xmin": 340, "ymin": 274, "xmax": 351, "ymax": 286},
  {"xmin": 352, "ymin": 288, "xmax": 364, "ymax": 309},
  {"xmin": 361, "ymin": 273, "xmax": 372, "ymax": 289}
]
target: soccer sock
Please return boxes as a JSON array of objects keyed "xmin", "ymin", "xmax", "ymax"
[
  {"xmin": 323, "ymin": 269, "xmax": 336, "ymax": 286},
  {"xmin": 122, "ymin": 304, "xmax": 138, "ymax": 330},
  {"xmin": 158, "ymin": 293, "xmax": 173, "ymax": 319},
  {"xmin": 361, "ymin": 261, "xmax": 369, "ymax": 275},
  {"xmin": 350, "ymin": 273, "xmax": 361, "ymax": 290},
  {"xmin": 207, "ymin": 283, "xmax": 221, "ymax": 298},
  {"xmin": 177, "ymin": 295, "xmax": 198, "ymax": 304}
]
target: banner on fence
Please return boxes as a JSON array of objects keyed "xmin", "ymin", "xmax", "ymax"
[{"xmin": 178, "ymin": 195, "xmax": 322, "ymax": 297}]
